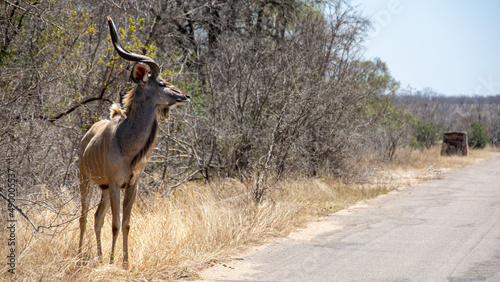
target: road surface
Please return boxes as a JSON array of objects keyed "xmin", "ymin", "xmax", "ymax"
[{"xmin": 199, "ymin": 157, "xmax": 500, "ymax": 281}]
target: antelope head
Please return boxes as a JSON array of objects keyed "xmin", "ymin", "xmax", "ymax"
[{"xmin": 107, "ymin": 17, "xmax": 190, "ymax": 117}]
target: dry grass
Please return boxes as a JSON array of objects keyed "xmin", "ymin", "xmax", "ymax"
[
  {"xmin": 1, "ymin": 146, "xmax": 498, "ymax": 281},
  {"xmin": 378, "ymin": 145, "xmax": 500, "ymax": 170}
]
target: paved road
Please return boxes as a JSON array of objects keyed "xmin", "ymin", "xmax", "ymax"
[{"xmin": 200, "ymin": 157, "xmax": 500, "ymax": 281}]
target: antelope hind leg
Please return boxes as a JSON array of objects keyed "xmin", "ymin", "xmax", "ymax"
[{"xmin": 122, "ymin": 181, "xmax": 138, "ymax": 268}]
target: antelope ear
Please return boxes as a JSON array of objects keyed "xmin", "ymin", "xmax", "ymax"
[{"xmin": 131, "ymin": 63, "xmax": 149, "ymax": 84}]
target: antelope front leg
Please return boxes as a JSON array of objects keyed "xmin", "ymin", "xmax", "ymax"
[
  {"xmin": 109, "ymin": 184, "xmax": 121, "ymax": 264},
  {"xmin": 78, "ymin": 178, "xmax": 91, "ymax": 258},
  {"xmin": 122, "ymin": 181, "xmax": 138, "ymax": 269},
  {"xmin": 95, "ymin": 189, "xmax": 110, "ymax": 260}
]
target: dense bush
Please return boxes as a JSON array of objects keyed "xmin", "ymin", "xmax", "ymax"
[
  {"xmin": 414, "ymin": 120, "xmax": 443, "ymax": 149},
  {"xmin": 468, "ymin": 121, "xmax": 489, "ymax": 149}
]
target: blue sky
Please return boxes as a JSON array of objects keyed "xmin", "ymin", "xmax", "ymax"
[{"xmin": 352, "ymin": 0, "xmax": 500, "ymax": 96}]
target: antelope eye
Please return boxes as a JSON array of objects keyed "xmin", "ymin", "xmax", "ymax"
[{"xmin": 158, "ymin": 82, "xmax": 166, "ymax": 87}]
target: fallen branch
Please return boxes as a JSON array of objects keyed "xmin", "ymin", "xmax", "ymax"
[{"xmin": 162, "ymin": 168, "xmax": 203, "ymax": 196}]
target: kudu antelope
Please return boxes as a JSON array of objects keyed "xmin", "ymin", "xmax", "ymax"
[{"xmin": 78, "ymin": 17, "xmax": 190, "ymax": 267}]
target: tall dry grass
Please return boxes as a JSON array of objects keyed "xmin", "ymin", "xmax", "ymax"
[{"xmin": 1, "ymin": 146, "xmax": 498, "ymax": 281}]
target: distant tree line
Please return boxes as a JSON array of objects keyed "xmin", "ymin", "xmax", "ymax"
[{"xmin": 393, "ymin": 88, "xmax": 500, "ymax": 149}]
